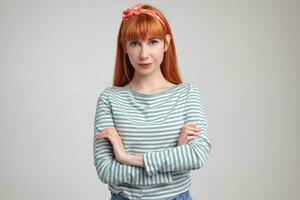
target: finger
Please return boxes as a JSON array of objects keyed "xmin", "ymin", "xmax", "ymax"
[
  {"xmin": 96, "ymin": 129, "xmax": 109, "ymax": 137},
  {"xmin": 185, "ymin": 124, "xmax": 199, "ymax": 130},
  {"xmin": 183, "ymin": 123, "xmax": 195, "ymax": 128},
  {"xmin": 185, "ymin": 126, "xmax": 200, "ymax": 132},
  {"xmin": 95, "ymin": 132, "xmax": 101, "ymax": 138},
  {"xmin": 106, "ymin": 134, "xmax": 119, "ymax": 146},
  {"xmin": 193, "ymin": 126, "xmax": 201, "ymax": 131},
  {"xmin": 106, "ymin": 129, "xmax": 119, "ymax": 140},
  {"xmin": 186, "ymin": 130, "xmax": 200, "ymax": 136},
  {"xmin": 186, "ymin": 136, "xmax": 198, "ymax": 141},
  {"xmin": 95, "ymin": 131, "xmax": 102, "ymax": 135},
  {"xmin": 96, "ymin": 134, "xmax": 105, "ymax": 140},
  {"xmin": 107, "ymin": 128, "xmax": 118, "ymax": 137},
  {"xmin": 108, "ymin": 129, "xmax": 122, "ymax": 142},
  {"xmin": 186, "ymin": 126, "xmax": 201, "ymax": 132},
  {"xmin": 96, "ymin": 133, "xmax": 107, "ymax": 139},
  {"xmin": 96, "ymin": 131, "xmax": 108, "ymax": 139},
  {"xmin": 191, "ymin": 124, "xmax": 200, "ymax": 129},
  {"xmin": 98, "ymin": 133, "xmax": 113, "ymax": 142}
]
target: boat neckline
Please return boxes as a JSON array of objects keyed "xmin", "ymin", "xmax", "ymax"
[{"xmin": 113, "ymin": 83, "xmax": 187, "ymax": 97}]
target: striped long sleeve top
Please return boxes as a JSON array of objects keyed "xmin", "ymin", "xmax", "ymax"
[{"xmin": 93, "ymin": 82, "xmax": 212, "ymax": 200}]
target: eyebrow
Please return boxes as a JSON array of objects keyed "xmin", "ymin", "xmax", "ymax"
[
  {"xmin": 148, "ymin": 38, "xmax": 158, "ymax": 40},
  {"xmin": 129, "ymin": 38, "xmax": 158, "ymax": 41}
]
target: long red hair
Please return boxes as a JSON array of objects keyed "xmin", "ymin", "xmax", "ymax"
[{"xmin": 112, "ymin": 4, "xmax": 182, "ymax": 86}]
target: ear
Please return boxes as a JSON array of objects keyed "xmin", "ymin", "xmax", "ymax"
[{"xmin": 164, "ymin": 34, "xmax": 171, "ymax": 52}]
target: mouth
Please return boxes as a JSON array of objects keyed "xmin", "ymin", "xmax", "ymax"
[{"xmin": 138, "ymin": 63, "xmax": 152, "ymax": 69}]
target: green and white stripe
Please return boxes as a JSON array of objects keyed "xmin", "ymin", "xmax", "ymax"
[{"xmin": 93, "ymin": 82, "xmax": 212, "ymax": 200}]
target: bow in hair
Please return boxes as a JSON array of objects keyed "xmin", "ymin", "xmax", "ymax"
[
  {"xmin": 122, "ymin": 3, "xmax": 144, "ymax": 22},
  {"xmin": 121, "ymin": 3, "xmax": 166, "ymax": 30}
]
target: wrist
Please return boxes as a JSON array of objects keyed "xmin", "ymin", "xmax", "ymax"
[
  {"xmin": 123, "ymin": 154, "xmax": 144, "ymax": 167},
  {"xmin": 118, "ymin": 153, "xmax": 130, "ymax": 165}
]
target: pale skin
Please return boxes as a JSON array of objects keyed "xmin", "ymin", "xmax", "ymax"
[
  {"xmin": 96, "ymin": 34, "xmax": 201, "ymax": 167},
  {"xmin": 124, "ymin": 34, "xmax": 175, "ymax": 93}
]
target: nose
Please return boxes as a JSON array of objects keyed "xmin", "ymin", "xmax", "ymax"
[{"xmin": 139, "ymin": 43, "xmax": 149, "ymax": 60}]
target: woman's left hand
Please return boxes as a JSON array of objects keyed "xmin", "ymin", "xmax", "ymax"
[{"xmin": 95, "ymin": 128, "xmax": 128, "ymax": 164}]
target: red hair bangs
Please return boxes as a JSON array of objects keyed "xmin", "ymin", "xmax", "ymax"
[{"xmin": 120, "ymin": 14, "xmax": 166, "ymax": 47}]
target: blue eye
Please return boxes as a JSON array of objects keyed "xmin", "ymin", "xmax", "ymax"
[
  {"xmin": 149, "ymin": 40, "xmax": 158, "ymax": 45},
  {"xmin": 129, "ymin": 41, "xmax": 139, "ymax": 47}
]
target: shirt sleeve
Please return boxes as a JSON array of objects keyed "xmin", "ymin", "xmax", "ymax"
[
  {"xmin": 143, "ymin": 82, "xmax": 213, "ymax": 176},
  {"xmin": 93, "ymin": 87, "xmax": 173, "ymax": 185}
]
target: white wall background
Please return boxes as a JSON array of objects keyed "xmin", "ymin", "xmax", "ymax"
[{"xmin": 0, "ymin": 0, "xmax": 299, "ymax": 199}]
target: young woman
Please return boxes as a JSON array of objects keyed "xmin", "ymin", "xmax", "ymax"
[{"xmin": 93, "ymin": 3, "xmax": 212, "ymax": 200}]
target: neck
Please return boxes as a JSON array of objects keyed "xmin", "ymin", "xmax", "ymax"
[{"xmin": 129, "ymin": 69, "xmax": 170, "ymax": 90}]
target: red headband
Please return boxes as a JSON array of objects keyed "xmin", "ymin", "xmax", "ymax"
[{"xmin": 122, "ymin": 3, "xmax": 167, "ymax": 31}]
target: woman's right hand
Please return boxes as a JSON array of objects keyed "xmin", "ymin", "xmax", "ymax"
[{"xmin": 177, "ymin": 122, "xmax": 201, "ymax": 146}]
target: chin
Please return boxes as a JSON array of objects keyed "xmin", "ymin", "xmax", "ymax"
[{"xmin": 136, "ymin": 69, "xmax": 153, "ymax": 76}]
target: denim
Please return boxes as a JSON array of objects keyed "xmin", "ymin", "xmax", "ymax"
[{"xmin": 110, "ymin": 190, "xmax": 193, "ymax": 200}]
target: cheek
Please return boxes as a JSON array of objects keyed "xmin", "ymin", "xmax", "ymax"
[
  {"xmin": 153, "ymin": 47, "xmax": 165, "ymax": 60},
  {"xmin": 127, "ymin": 50, "xmax": 139, "ymax": 61}
]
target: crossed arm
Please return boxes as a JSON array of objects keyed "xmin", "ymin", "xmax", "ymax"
[
  {"xmin": 93, "ymin": 88, "xmax": 173, "ymax": 185},
  {"xmin": 93, "ymin": 84, "xmax": 212, "ymax": 185}
]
